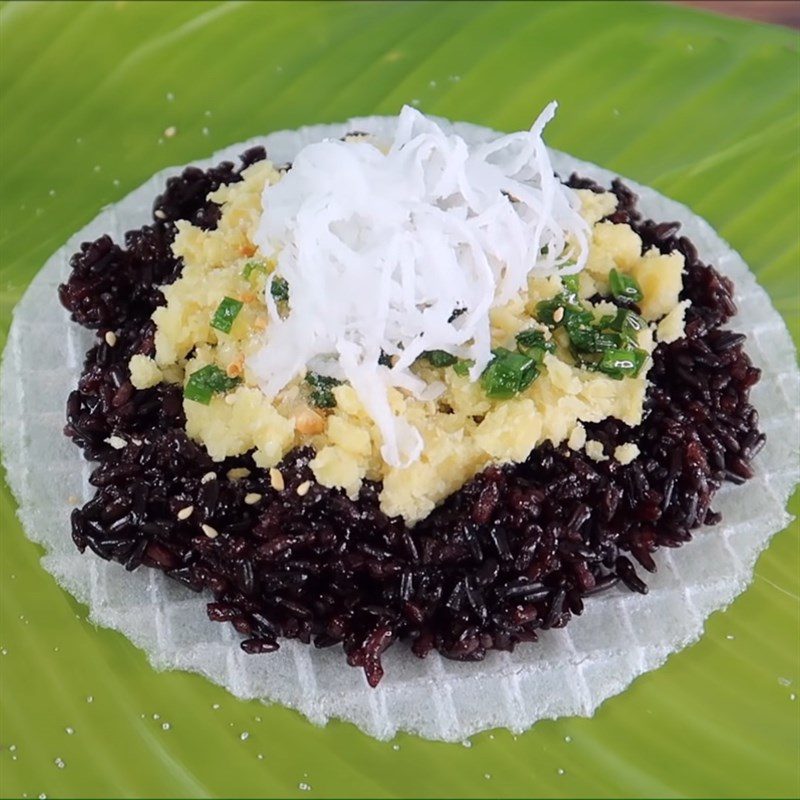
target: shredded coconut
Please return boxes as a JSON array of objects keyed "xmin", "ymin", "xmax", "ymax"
[{"xmin": 250, "ymin": 104, "xmax": 589, "ymax": 467}]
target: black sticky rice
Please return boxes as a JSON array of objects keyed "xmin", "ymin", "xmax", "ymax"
[{"xmin": 58, "ymin": 147, "xmax": 764, "ymax": 686}]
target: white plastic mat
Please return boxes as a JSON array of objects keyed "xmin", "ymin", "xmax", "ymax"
[{"xmin": 1, "ymin": 116, "xmax": 798, "ymax": 742}]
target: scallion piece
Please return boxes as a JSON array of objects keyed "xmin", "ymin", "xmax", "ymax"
[
  {"xmin": 210, "ymin": 296, "xmax": 244, "ymax": 334},
  {"xmin": 452, "ymin": 359, "xmax": 474, "ymax": 377},
  {"xmin": 422, "ymin": 350, "xmax": 458, "ymax": 368},
  {"xmin": 605, "ymin": 307, "xmax": 646, "ymax": 345},
  {"xmin": 270, "ymin": 276, "xmax": 290, "ymax": 303},
  {"xmin": 184, "ymin": 365, "xmax": 241, "ymax": 405},
  {"xmin": 609, "ymin": 268, "xmax": 643, "ymax": 303},
  {"xmin": 597, "ymin": 347, "xmax": 647, "ymax": 379},
  {"xmin": 242, "ymin": 261, "xmax": 267, "ymax": 280},
  {"xmin": 305, "ymin": 372, "xmax": 342, "ymax": 409},
  {"xmin": 561, "ymin": 273, "xmax": 580, "ymax": 298},
  {"xmin": 480, "ymin": 348, "xmax": 538, "ymax": 399},
  {"xmin": 515, "ymin": 329, "xmax": 555, "ymax": 363}
]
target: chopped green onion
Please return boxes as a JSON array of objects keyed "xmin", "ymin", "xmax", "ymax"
[
  {"xmin": 270, "ymin": 276, "xmax": 289, "ymax": 303},
  {"xmin": 515, "ymin": 329, "xmax": 555, "ymax": 363},
  {"xmin": 540, "ymin": 244, "xmax": 549, "ymax": 255},
  {"xmin": 452, "ymin": 359, "xmax": 474, "ymax": 377},
  {"xmin": 184, "ymin": 365, "xmax": 241, "ymax": 405},
  {"xmin": 480, "ymin": 348, "xmax": 538, "ymax": 399},
  {"xmin": 596, "ymin": 347, "xmax": 647, "ymax": 379},
  {"xmin": 604, "ymin": 307, "xmax": 646, "ymax": 345},
  {"xmin": 421, "ymin": 350, "xmax": 458, "ymax": 368},
  {"xmin": 592, "ymin": 331, "xmax": 624, "ymax": 351},
  {"xmin": 561, "ymin": 273, "xmax": 580, "ymax": 298},
  {"xmin": 242, "ymin": 261, "xmax": 267, "ymax": 280},
  {"xmin": 210, "ymin": 296, "xmax": 244, "ymax": 334},
  {"xmin": 516, "ymin": 329, "xmax": 554, "ymax": 353},
  {"xmin": 609, "ymin": 268, "xmax": 643, "ymax": 303},
  {"xmin": 305, "ymin": 372, "xmax": 342, "ymax": 409}
]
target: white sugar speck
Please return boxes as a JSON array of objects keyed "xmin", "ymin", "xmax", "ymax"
[
  {"xmin": 113, "ymin": 179, "xmax": 120, "ymax": 187},
  {"xmin": 48, "ymin": 189, "xmax": 56, "ymax": 197},
  {"xmin": 488, "ymin": 734, "xmax": 495, "ymax": 740},
  {"xmin": 484, "ymin": 773, "xmax": 492, "ymax": 780},
  {"xmin": 461, "ymin": 739, "xmax": 472, "ymax": 748},
  {"xmin": 298, "ymin": 782, "xmax": 311, "ymax": 792},
  {"xmin": 93, "ymin": 165, "xmax": 102, "ymax": 173},
  {"xmin": 240, "ymin": 731, "xmax": 249, "ymax": 741},
  {"xmin": 204, "ymin": 109, "xmax": 212, "ymax": 117},
  {"xmin": 9, "ymin": 745, "xmax": 16, "ymax": 752},
  {"xmin": 429, "ymin": 80, "xmax": 437, "ymax": 88},
  {"xmin": 54, "ymin": 757, "xmax": 65, "ymax": 769},
  {"xmin": 254, "ymin": 716, "xmax": 262, "ymax": 723},
  {"xmin": 65, "ymin": 727, "xmax": 74, "ymax": 735},
  {"xmin": 557, "ymin": 768, "xmax": 565, "ymax": 776},
  {"xmin": 257, "ymin": 753, "xmax": 264, "ymax": 760},
  {"xmin": 164, "ymin": 126, "xmax": 177, "ymax": 138},
  {"xmin": 161, "ymin": 722, "xmax": 171, "ymax": 731},
  {"xmin": 39, "ymin": 794, "xmax": 47, "ymax": 799},
  {"xmin": 790, "ymin": 693, "xmax": 797, "ymax": 701},
  {"xmin": 212, "ymin": 703, "xmax": 220, "ymax": 710},
  {"xmin": 153, "ymin": 713, "xmax": 160, "ymax": 720},
  {"xmin": 392, "ymin": 744, "xmax": 400, "ymax": 751},
  {"xmin": 202, "ymin": 127, "xmax": 210, "ymax": 136},
  {"xmin": 726, "ymin": 634, "xmax": 735, "ymax": 640},
  {"xmin": 166, "ymin": 91, "xmax": 175, "ymax": 102},
  {"xmin": 778, "ymin": 677, "xmax": 791, "ymax": 687},
  {"xmin": 411, "ymin": 98, "xmax": 420, "ymax": 107},
  {"xmin": 565, "ymin": 735, "xmax": 572, "ymax": 743},
  {"xmin": 449, "ymin": 74, "xmax": 461, "ymax": 82},
  {"xmin": 86, "ymin": 695, "xmax": 93, "ymax": 704},
  {"xmin": 1, "ymin": 648, "xmax": 7, "ymax": 656}
]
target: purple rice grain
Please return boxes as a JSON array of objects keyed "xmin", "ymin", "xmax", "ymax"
[{"xmin": 57, "ymin": 152, "xmax": 765, "ymax": 686}]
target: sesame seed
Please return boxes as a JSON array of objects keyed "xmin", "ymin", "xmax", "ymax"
[
  {"xmin": 296, "ymin": 480, "xmax": 312, "ymax": 497},
  {"xmin": 227, "ymin": 467, "xmax": 251, "ymax": 480},
  {"xmin": 154, "ymin": 209, "xmax": 167, "ymax": 219},
  {"xmin": 177, "ymin": 506, "xmax": 193, "ymax": 520},
  {"xmin": 202, "ymin": 524, "xmax": 219, "ymax": 539},
  {"xmin": 104, "ymin": 331, "xmax": 117, "ymax": 346},
  {"xmin": 105, "ymin": 435, "xmax": 126, "ymax": 450},
  {"xmin": 67, "ymin": 494, "xmax": 78, "ymax": 505},
  {"xmin": 553, "ymin": 307, "xmax": 565, "ymax": 323},
  {"xmin": 164, "ymin": 125, "xmax": 177, "ymax": 138},
  {"xmin": 244, "ymin": 493, "xmax": 262, "ymax": 505},
  {"xmin": 201, "ymin": 471, "xmax": 217, "ymax": 484},
  {"xmin": 269, "ymin": 468, "xmax": 285, "ymax": 491}
]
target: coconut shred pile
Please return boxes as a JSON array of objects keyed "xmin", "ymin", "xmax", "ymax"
[{"xmin": 249, "ymin": 103, "xmax": 589, "ymax": 467}]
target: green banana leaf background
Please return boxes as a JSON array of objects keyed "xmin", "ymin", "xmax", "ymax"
[{"xmin": 0, "ymin": 1, "xmax": 798, "ymax": 797}]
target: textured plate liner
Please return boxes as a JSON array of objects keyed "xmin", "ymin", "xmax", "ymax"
[{"xmin": 1, "ymin": 116, "xmax": 798, "ymax": 743}]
